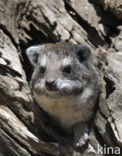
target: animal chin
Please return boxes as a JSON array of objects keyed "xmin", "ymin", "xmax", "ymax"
[{"xmin": 45, "ymin": 90, "xmax": 61, "ymax": 98}]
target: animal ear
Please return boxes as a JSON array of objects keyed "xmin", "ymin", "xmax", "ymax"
[
  {"xmin": 75, "ymin": 45, "xmax": 91, "ymax": 62},
  {"xmin": 26, "ymin": 45, "xmax": 43, "ymax": 67}
]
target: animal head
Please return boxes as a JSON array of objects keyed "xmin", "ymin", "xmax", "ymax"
[{"xmin": 26, "ymin": 42, "xmax": 93, "ymax": 98}]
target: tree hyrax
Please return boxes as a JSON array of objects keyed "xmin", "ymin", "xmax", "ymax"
[{"xmin": 26, "ymin": 42, "xmax": 100, "ymax": 147}]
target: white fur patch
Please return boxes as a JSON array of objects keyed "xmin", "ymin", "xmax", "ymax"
[
  {"xmin": 34, "ymin": 79, "xmax": 45, "ymax": 90},
  {"xmin": 57, "ymin": 79, "xmax": 72, "ymax": 90},
  {"xmin": 80, "ymin": 88, "xmax": 92, "ymax": 102},
  {"xmin": 40, "ymin": 55, "xmax": 47, "ymax": 66},
  {"xmin": 76, "ymin": 132, "xmax": 89, "ymax": 147},
  {"xmin": 62, "ymin": 57, "xmax": 72, "ymax": 66},
  {"xmin": 26, "ymin": 45, "xmax": 42, "ymax": 54}
]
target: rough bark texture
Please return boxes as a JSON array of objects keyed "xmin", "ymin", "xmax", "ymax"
[
  {"xmin": 97, "ymin": 0, "xmax": 122, "ymax": 19},
  {"xmin": 0, "ymin": 0, "xmax": 122, "ymax": 155}
]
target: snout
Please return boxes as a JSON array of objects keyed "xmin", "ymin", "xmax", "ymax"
[{"xmin": 45, "ymin": 79, "xmax": 57, "ymax": 91}]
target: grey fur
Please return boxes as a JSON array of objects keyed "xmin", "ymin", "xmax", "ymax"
[{"xmin": 26, "ymin": 42, "xmax": 100, "ymax": 147}]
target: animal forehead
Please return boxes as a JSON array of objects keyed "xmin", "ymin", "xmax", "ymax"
[
  {"xmin": 39, "ymin": 53, "xmax": 73, "ymax": 67},
  {"xmin": 44, "ymin": 42, "xmax": 74, "ymax": 55}
]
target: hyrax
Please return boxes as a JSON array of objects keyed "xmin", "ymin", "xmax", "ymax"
[{"xmin": 26, "ymin": 42, "xmax": 100, "ymax": 147}]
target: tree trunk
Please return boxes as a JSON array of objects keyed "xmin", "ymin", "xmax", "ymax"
[{"xmin": 0, "ymin": 0, "xmax": 122, "ymax": 155}]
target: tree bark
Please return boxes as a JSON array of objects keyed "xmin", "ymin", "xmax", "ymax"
[{"xmin": 0, "ymin": 0, "xmax": 122, "ymax": 155}]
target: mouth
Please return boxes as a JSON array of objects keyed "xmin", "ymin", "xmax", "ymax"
[
  {"xmin": 34, "ymin": 83, "xmax": 83, "ymax": 98},
  {"xmin": 44, "ymin": 86, "xmax": 83, "ymax": 98},
  {"xmin": 46, "ymin": 86, "xmax": 59, "ymax": 92},
  {"xmin": 45, "ymin": 90, "xmax": 62, "ymax": 98}
]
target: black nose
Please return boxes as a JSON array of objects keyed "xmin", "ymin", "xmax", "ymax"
[{"xmin": 45, "ymin": 80, "xmax": 56, "ymax": 91}]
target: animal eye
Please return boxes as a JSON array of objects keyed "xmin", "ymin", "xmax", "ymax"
[
  {"xmin": 40, "ymin": 66, "xmax": 45, "ymax": 74},
  {"xmin": 63, "ymin": 65, "xmax": 71, "ymax": 74}
]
